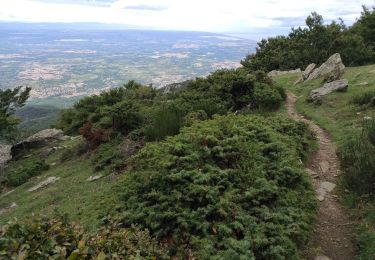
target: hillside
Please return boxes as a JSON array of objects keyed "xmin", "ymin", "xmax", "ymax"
[
  {"xmin": 273, "ymin": 63, "xmax": 375, "ymax": 259},
  {"xmin": 1, "ymin": 6, "xmax": 374, "ymax": 259}
]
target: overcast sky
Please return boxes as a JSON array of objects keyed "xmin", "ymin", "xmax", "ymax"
[{"xmin": 1, "ymin": 0, "xmax": 374, "ymax": 38}]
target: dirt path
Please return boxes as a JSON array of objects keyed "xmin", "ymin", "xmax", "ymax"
[{"xmin": 286, "ymin": 93, "xmax": 355, "ymax": 260}]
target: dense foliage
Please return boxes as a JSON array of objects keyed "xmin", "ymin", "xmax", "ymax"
[
  {"xmin": 0, "ymin": 86, "xmax": 31, "ymax": 142},
  {"xmin": 339, "ymin": 119, "xmax": 375, "ymax": 196},
  {"xmin": 56, "ymin": 69, "xmax": 285, "ymax": 142},
  {"xmin": 0, "ymin": 158, "xmax": 49, "ymax": 188},
  {"xmin": 119, "ymin": 114, "xmax": 317, "ymax": 259},
  {"xmin": 0, "ymin": 216, "xmax": 167, "ymax": 259},
  {"xmin": 242, "ymin": 7, "xmax": 375, "ymax": 72}
]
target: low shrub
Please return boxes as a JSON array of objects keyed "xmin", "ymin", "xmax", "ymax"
[
  {"xmin": 90, "ymin": 138, "xmax": 140, "ymax": 172},
  {"xmin": 356, "ymin": 226, "xmax": 375, "ymax": 260},
  {"xmin": 253, "ymin": 82, "xmax": 284, "ymax": 110},
  {"xmin": 144, "ymin": 104, "xmax": 185, "ymax": 141},
  {"xmin": 6, "ymin": 159, "xmax": 49, "ymax": 187},
  {"xmin": 352, "ymin": 90, "xmax": 375, "ymax": 106},
  {"xmin": 119, "ymin": 114, "xmax": 316, "ymax": 259},
  {"xmin": 0, "ymin": 216, "xmax": 167, "ymax": 259},
  {"xmin": 339, "ymin": 119, "xmax": 375, "ymax": 196},
  {"xmin": 79, "ymin": 122, "xmax": 106, "ymax": 149}
]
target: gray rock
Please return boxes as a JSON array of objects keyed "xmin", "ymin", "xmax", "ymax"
[
  {"xmin": 306, "ymin": 168, "xmax": 319, "ymax": 178},
  {"xmin": 316, "ymin": 187, "xmax": 327, "ymax": 201},
  {"xmin": 0, "ymin": 202, "xmax": 17, "ymax": 215},
  {"xmin": 59, "ymin": 135, "xmax": 71, "ymax": 141},
  {"xmin": 23, "ymin": 129, "xmax": 64, "ymax": 144},
  {"xmin": 27, "ymin": 176, "xmax": 60, "ymax": 192},
  {"xmin": 12, "ymin": 129, "xmax": 64, "ymax": 156},
  {"xmin": 87, "ymin": 175, "xmax": 104, "ymax": 182},
  {"xmin": 0, "ymin": 144, "xmax": 12, "ymax": 166},
  {"xmin": 321, "ymin": 181, "xmax": 336, "ymax": 192},
  {"xmin": 310, "ymin": 79, "xmax": 348, "ymax": 101},
  {"xmin": 40, "ymin": 147, "xmax": 58, "ymax": 157},
  {"xmin": 268, "ymin": 68, "xmax": 301, "ymax": 77},
  {"xmin": 306, "ymin": 53, "xmax": 345, "ymax": 82},
  {"xmin": 295, "ymin": 63, "xmax": 316, "ymax": 84}
]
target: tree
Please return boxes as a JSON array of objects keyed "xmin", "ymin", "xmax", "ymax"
[
  {"xmin": 241, "ymin": 8, "xmax": 375, "ymax": 72},
  {"xmin": 0, "ymin": 86, "xmax": 31, "ymax": 139}
]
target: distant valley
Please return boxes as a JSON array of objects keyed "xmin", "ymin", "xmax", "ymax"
[{"xmin": 0, "ymin": 23, "xmax": 256, "ymax": 108}]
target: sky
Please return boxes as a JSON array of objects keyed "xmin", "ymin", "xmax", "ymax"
[{"xmin": 1, "ymin": 0, "xmax": 374, "ymax": 39}]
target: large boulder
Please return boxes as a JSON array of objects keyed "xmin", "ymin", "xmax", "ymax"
[
  {"xmin": 267, "ymin": 68, "xmax": 301, "ymax": 77},
  {"xmin": 12, "ymin": 129, "xmax": 64, "ymax": 156},
  {"xmin": 0, "ymin": 144, "xmax": 12, "ymax": 166},
  {"xmin": 306, "ymin": 53, "xmax": 345, "ymax": 82},
  {"xmin": 309, "ymin": 79, "xmax": 348, "ymax": 101},
  {"xmin": 295, "ymin": 63, "xmax": 316, "ymax": 84}
]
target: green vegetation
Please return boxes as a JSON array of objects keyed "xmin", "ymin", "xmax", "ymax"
[
  {"xmin": 56, "ymin": 69, "xmax": 285, "ymax": 143},
  {"xmin": 352, "ymin": 90, "xmax": 375, "ymax": 106},
  {"xmin": 273, "ymin": 64, "xmax": 375, "ymax": 260},
  {"xmin": 0, "ymin": 86, "xmax": 31, "ymax": 142},
  {"xmin": 4, "ymin": 159, "xmax": 49, "ymax": 187},
  {"xmin": 0, "ymin": 216, "xmax": 167, "ymax": 259},
  {"xmin": 119, "ymin": 114, "xmax": 316, "ymax": 258},
  {"xmin": 0, "ymin": 60, "xmax": 320, "ymax": 258},
  {"xmin": 339, "ymin": 120, "xmax": 375, "ymax": 196},
  {"xmin": 242, "ymin": 7, "xmax": 375, "ymax": 72}
]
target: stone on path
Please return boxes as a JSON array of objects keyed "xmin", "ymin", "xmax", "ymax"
[
  {"xmin": 321, "ymin": 181, "xmax": 336, "ymax": 192},
  {"xmin": 28, "ymin": 176, "xmax": 60, "ymax": 192},
  {"xmin": 316, "ymin": 181, "xmax": 336, "ymax": 201}
]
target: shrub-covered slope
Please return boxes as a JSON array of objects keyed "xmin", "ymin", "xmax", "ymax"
[{"xmin": 119, "ymin": 114, "xmax": 316, "ymax": 259}]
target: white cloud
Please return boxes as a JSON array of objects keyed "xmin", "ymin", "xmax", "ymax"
[{"xmin": 0, "ymin": 0, "xmax": 374, "ymax": 33}]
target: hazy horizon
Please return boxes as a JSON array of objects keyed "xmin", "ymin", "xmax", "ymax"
[{"xmin": 1, "ymin": 0, "xmax": 374, "ymax": 40}]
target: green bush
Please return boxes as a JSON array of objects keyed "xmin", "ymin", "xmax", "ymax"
[
  {"xmin": 339, "ymin": 119, "xmax": 375, "ymax": 196},
  {"xmin": 356, "ymin": 226, "xmax": 375, "ymax": 260},
  {"xmin": 352, "ymin": 90, "xmax": 375, "ymax": 106},
  {"xmin": 90, "ymin": 138, "xmax": 140, "ymax": 173},
  {"xmin": 119, "ymin": 114, "xmax": 317, "ymax": 259},
  {"xmin": 144, "ymin": 104, "xmax": 185, "ymax": 141},
  {"xmin": 6, "ymin": 159, "xmax": 49, "ymax": 187},
  {"xmin": 242, "ymin": 9, "xmax": 375, "ymax": 72},
  {"xmin": 0, "ymin": 216, "xmax": 167, "ymax": 259},
  {"xmin": 253, "ymin": 82, "xmax": 284, "ymax": 110}
]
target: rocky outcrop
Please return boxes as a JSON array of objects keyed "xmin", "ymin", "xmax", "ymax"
[
  {"xmin": 0, "ymin": 144, "xmax": 12, "ymax": 166},
  {"xmin": 309, "ymin": 79, "xmax": 348, "ymax": 101},
  {"xmin": 295, "ymin": 63, "xmax": 316, "ymax": 84},
  {"xmin": 306, "ymin": 53, "xmax": 345, "ymax": 82},
  {"xmin": 160, "ymin": 80, "xmax": 190, "ymax": 94},
  {"xmin": 267, "ymin": 68, "xmax": 301, "ymax": 77},
  {"xmin": 23, "ymin": 129, "xmax": 64, "ymax": 144},
  {"xmin": 12, "ymin": 129, "xmax": 64, "ymax": 156},
  {"xmin": 27, "ymin": 176, "xmax": 60, "ymax": 192}
]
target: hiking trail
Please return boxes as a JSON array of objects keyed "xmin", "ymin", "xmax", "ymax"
[{"xmin": 286, "ymin": 92, "xmax": 355, "ymax": 260}]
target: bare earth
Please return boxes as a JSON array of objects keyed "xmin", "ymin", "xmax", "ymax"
[{"xmin": 286, "ymin": 93, "xmax": 355, "ymax": 260}]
